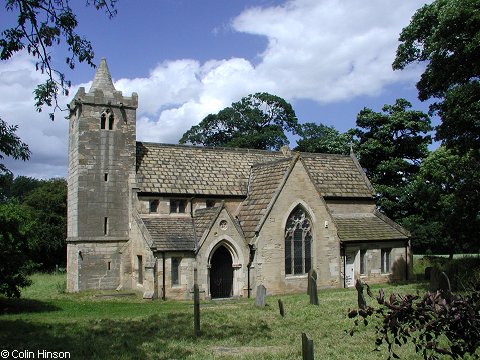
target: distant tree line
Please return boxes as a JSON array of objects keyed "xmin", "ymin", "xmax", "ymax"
[{"xmin": 0, "ymin": 174, "xmax": 66, "ymax": 297}]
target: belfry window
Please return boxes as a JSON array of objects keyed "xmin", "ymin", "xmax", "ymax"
[
  {"xmin": 285, "ymin": 206, "xmax": 312, "ymax": 275},
  {"xmin": 100, "ymin": 109, "xmax": 114, "ymax": 130}
]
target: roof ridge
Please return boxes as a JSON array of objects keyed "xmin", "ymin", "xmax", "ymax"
[{"xmin": 137, "ymin": 141, "xmax": 284, "ymax": 156}]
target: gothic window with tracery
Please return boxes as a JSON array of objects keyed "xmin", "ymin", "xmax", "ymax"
[{"xmin": 285, "ymin": 206, "xmax": 312, "ymax": 275}]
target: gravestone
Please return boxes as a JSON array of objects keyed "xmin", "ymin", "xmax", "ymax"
[
  {"xmin": 278, "ymin": 299, "xmax": 285, "ymax": 317},
  {"xmin": 308, "ymin": 271, "xmax": 319, "ymax": 306},
  {"xmin": 424, "ymin": 266, "xmax": 433, "ymax": 281},
  {"xmin": 194, "ymin": 284, "xmax": 201, "ymax": 337},
  {"xmin": 430, "ymin": 267, "xmax": 441, "ymax": 291},
  {"xmin": 355, "ymin": 279, "xmax": 366, "ymax": 310},
  {"xmin": 307, "ymin": 269, "xmax": 317, "ymax": 296},
  {"xmin": 302, "ymin": 332, "xmax": 314, "ymax": 360},
  {"xmin": 439, "ymin": 271, "xmax": 452, "ymax": 301},
  {"xmin": 255, "ymin": 284, "xmax": 267, "ymax": 307}
]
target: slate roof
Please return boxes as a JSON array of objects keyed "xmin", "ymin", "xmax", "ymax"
[
  {"xmin": 141, "ymin": 217, "xmax": 196, "ymax": 251},
  {"xmin": 193, "ymin": 206, "xmax": 222, "ymax": 241},
  {"xmin": 237, "ymin": 158, "xmax": 293, "ymax": 241},
  {"xmin": 135, "ymin": 143, "xmax": 375, "ymax": 199},
  {"xmin": 136, "ymin": 143, "xmax": 283, "ymax": 196},
  {"xmin": 333, "ymin": 212, "xmax": 409, "ymax": 242},
  {"xmin": 301, "ymin": 154, "xmax": 374, "ymax": 198}
]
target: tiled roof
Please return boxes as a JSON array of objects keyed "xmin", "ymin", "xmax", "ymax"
[
  {"xmin": 301, "ymin": 154, "xmax": 374, "ymax": 198},
  {"xmin": 333, "ymin": 212, "xmax": 409, "ymax": 242},
  {"xmin": 135, "ymin": 143, "xmax": 374, "ymax": 199},
  {"xmin": 193, "ymin": 206, "xmax": 221, "ymax": 241},
  {"xmin": 237, "ymin": 158, "xmax": 293, "ymax": 241},
  {"xmin": 141, "ymin": 217, "xmax": 196, "ymax": 251},
  {"xmin": 136, "ymin": 143, "xmax": 283, "ymax": 196}
]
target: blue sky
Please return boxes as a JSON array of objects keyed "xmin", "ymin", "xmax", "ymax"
[{"xmin": 0, "ymin": 0, "xmax": 432, "ymax": 178}]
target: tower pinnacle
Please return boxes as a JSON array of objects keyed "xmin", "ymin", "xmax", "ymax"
[{"xmin": 89, "ymin": 58, "xmax": 116, "ymax": 95}]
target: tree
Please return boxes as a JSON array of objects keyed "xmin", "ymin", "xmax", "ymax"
[
  {"xmin": 1, "ymin": 0, "xmax": 118, "ymax": 118},
  {"xmin": 0, "ymin": 117, "xmax": 30, "ymax": 175},
  {"xmin": 179, "ymin": 92, "xmax": 300, "ymax": 151},
  {"xmin": 0, "ymin": 201, "xmax": 36, "ymax": 298},
  {"xmin": 402, "ymin": 147, "xmax": 480, "ymax": 254},
  {"xmin": 295, "ymin": 122, "xmax": 351, "ymax": 155},
  {"xmin": 393, "ymin": 0, "xmax": 480, "ymax": 151},
  {"xmin": 23, "ymin": 178, "xmax": 67, "ymax": 270},
  {"xmin": 353, "ymin": 99, "xmax": 432, "ymax": 220}
]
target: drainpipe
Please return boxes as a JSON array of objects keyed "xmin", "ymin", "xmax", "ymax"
[
  {"xmin": 247, "ymin": 244, "xmax": 256, "ymax": 298},
  {"xmin": 342, "ymin": 243, "xmax": 346, "ymax": 288},
  {"xmin": 405, "ymin": 240, "xmax": 409, "ymax": 281},
  {"xmin": 162, "ymin": 251, "xmax": 166, "ymax": 300}
]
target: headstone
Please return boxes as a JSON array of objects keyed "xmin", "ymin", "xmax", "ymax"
[
  {"xmin": 424, "ymin": 266, "xmax": 433, "ymax": 281},
  {"xmin": 255, "ymin": 284, "xmax": 267, "ymax": 307},
  {"xmin": 301, "ymin": 332, "xmax": 314, "ymax": 360},
  {"xmin": 308, "ymin": 273, "xmax": 319, "ymax": 306},
  {"xmin": 438, "ymin": 271, "xmax": 452, "ymax": 301},
  {"xmin": 278, "ymin": 299, "xmax": 285, "ymax": 317},
  {"xmin": 355, "ymin": 279, "xmax": 366, "ymax": 310},
  {"xmin": 430, "ymin": 267, "xmax": 441, "ymax": 291},
  {"xmin": 194, "ymin": 284, "xmax": 201, "ymax": 337},
  {"xmin": 307, "ymin": 269, "xmax": 317, "ymax": 296}
]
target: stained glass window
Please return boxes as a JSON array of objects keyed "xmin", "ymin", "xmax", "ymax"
[{"xmin": 285, "ymin": 206, "xmax": 312, "ymax": 275}]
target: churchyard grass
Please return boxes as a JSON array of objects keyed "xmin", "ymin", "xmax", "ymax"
[{"xmin": 1, "ymin": 273, "xmax": 432, "ymax": 359}]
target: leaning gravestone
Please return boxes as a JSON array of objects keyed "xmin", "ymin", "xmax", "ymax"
[
  {"xmin": 255, "ymin": 284, "xmax": 267, "ymax": 307},
  {"xmin": 278, "ymin": 299, "xmax": 285, "ymax": 317},
  {"xmin": 355, "ymin": 279, "xmax": 366, "ymax": 310},
  {"xmin": 308, "ymin": 271, "xmax": 319, "ymax": 306},
  {"xmin": 424, "ymin": 266, "xmax": 433, "ymax": 281}
]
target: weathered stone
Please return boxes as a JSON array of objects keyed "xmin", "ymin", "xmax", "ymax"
[
  {"xmin": 255, "ymin": 285, "xmax": 267, "ymax": 307},
  {"xmin": 308, "ymin": 274, "xmax": 319, "ymax": 306}
]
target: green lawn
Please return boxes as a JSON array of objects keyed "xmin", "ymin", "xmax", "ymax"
[{"xmin": 0, "ymin": 274, "xmax": 435, "ymax": 359}]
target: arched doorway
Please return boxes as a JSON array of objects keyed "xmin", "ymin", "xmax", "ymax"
[{"xmin": 210, "ymin": 246, "xmax": 233, "ymax": 299}]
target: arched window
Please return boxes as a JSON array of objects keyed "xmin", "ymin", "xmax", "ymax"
[
  {"xmin": 285, "ymin": 206, "xmax": 312, "ymax": 275},
  {"xmin": 100, "ymin": 109, "xmax": 114, "ymax": 130}
]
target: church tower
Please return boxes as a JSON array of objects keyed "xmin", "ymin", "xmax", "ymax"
[{"xmin": 66, "ymin": 59, "xmax": 138, "ymax": 291}]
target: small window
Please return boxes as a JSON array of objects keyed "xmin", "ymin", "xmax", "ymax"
[
  {"xmin": 206, "ymin": 199, "xmax": 215, "ymax": 208},
  {"xmin": 170, "ymin": 199, "xmax": 187, "ymax": 214},
  {"xmin": 100, "ymin": 109, "xmax": 114, "ymax": 130},
  {"xmin": 360, "ymin": 250, "xmax": 367, "ymax": 275},
  {"xmin": 107, "ymin": 261, "xmax": 111, "ymax": 271},
  {"xmin": 104, "ymin": 217, "xmax": 108, "ymax": 235},
  {"xmin": 137, "ymin": 255, "xmax": 143, "ymax": 284},
  {"xmin": 104, "ymin": 173, "xmax": 108, "ymax": 182},
  {"xmin": 381, "ymin": 249, "xmax": 391, "ymax": 273},
  {"xmin": 149, "ymin": 199, "xmax": 159, "ymax": 213},
  {"xmin": 171, "ymin": 257, "xmax": 180, "ymax": 286}
]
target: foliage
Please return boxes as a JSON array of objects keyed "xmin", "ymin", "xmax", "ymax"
[
  {"xmin": 402, "ymin": 147, "xmax": 480, "ymax": 254},
  {"xmin": 0, "ymin": 117, "xmax": 30, "ymax": 175},
  {"xmin": 393, "ymin": 0, "xmax": 480, "ymax": 151},
  {"xmin": 179, "ymin": 92, "xmax": 300, "ymax": 151},
  {"xmin": 353, "ymin": 98, "xmax": 432, "ymax": 220},
  {"xmin": 23, "ymin": 178, "xmax": 67, "ymax": 270},
  {"xmin": 1, "ymin": 0, "xmax": 117, "ymax": 118},
  {"xmin": 295, "ymin": 122, "xmax": 352, "ymax": 154},
  {"xmin": 349, "ymin": 288, "xmax": 480, "ymax": 359},
  {"xmin": 0, "ymin": 201, "xmax": 36, "ymax": 298},
  {"xmin": 0, "ymin": 176, "xmax": 67, "ymax": 271}
]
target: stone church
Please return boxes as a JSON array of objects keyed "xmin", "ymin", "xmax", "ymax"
[{"xmin": 66, "ymin": 59, "xmax": 411, "ymax": 299}]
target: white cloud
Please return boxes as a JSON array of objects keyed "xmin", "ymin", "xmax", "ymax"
[{"xmin": 1, "ymin": 0, "xmax": 428, "ymax": 178}]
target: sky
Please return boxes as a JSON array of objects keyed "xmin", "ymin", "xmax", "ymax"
[{"xmin": 0, "ymin": 0, "xmax": 433, "ymax": 179}]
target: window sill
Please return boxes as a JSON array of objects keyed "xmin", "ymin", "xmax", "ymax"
[{"xmin": 285, "ymin": 274, "xmax": 308, "ymax": 279}]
